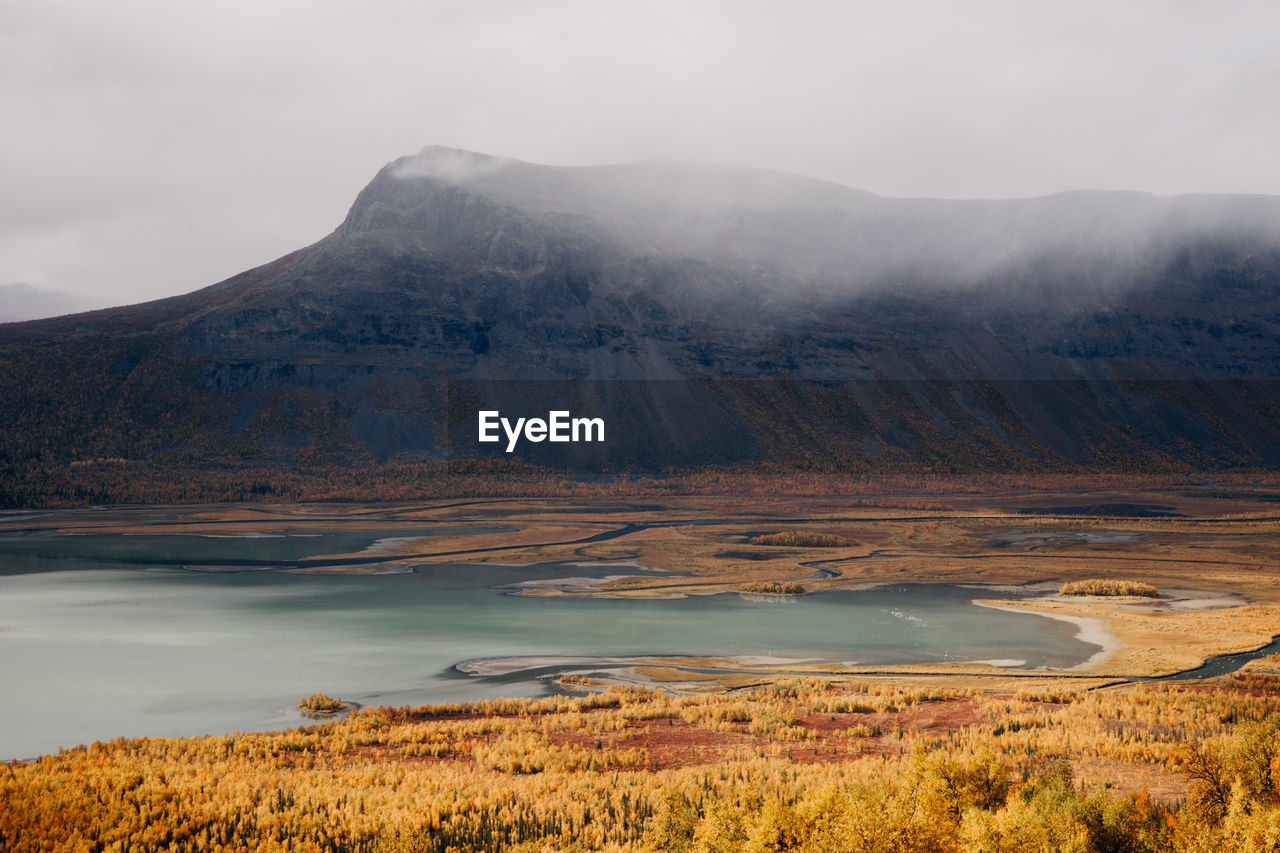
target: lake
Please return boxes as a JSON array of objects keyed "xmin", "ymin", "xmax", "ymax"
[{"xmin": 0, "ymin": 526, "xmax": 1097, "ymax": 759}]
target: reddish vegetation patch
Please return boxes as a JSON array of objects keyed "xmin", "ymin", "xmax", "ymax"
[
  {"xmin": 808, "ymin": 697, "xmax": 986, "ymax": 733},
  {"xmin": 618, "ymin": 700, "xmax": 998, "ymax": 770},
  {"xmin": 339, "ymin": 699, "xmax": 1012, "ymax": 772},
  {"xmin": 796, "ymin": 712, "xmax": 874, "ymax": 736},
  {"xmin": 618, "ymin": 719, "xmax": 752, "ymax": 770},
  {"xmin": 311, "ymin": 692, "xmax": 1233, "ymax": 799},
  {"xmin": 884, "ymin": 698, "xmax": 990, "ymax": 736}
]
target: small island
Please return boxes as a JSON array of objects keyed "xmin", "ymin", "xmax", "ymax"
[
  {"xmin": 298, "ymin": 692, "xmax": 348, "ymax": 717},
  {"xmin": 748, "ymin": 531, "xmax": 854, "ymax": 547},
  {"xmin": 1059, "ymin": 578, "xmax": 1159, "ymax": 598},
  {"xmin": 738, "ymin": 581, "xmax": 806, "ymax": 595}
]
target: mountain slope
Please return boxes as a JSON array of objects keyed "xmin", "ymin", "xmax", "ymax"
[{"xmin": 4, "ymin": 147, "xmax": 1280, "ymax": 503}]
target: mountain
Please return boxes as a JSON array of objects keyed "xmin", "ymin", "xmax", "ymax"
[{"xmin": 4, "ymin": 146, "xmax": 1280, "ymax": 503}]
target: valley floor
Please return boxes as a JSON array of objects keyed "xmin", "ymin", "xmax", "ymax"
[
  {"xmin": 7, "ymin": 486, "xmax": 1280, "ymax": 850},
  {"xmin": 13, "ymin": 485, "xmax": 1280, "ymax": 682}
]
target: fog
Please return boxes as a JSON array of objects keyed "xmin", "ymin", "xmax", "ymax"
[
  {"xmin": 376, "ymin": 146, "xmax": 1280, "ymax": 300},
  {"xmin": 0, "ymin": 283, "xmax": 104, "ymax": 322},
  {"xmin": 2, "ymin": 0, "xmax": 1278, "ymax": 315}
]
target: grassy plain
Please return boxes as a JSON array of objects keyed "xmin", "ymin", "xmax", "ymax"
[{"xmin": 8, "ymin": 675, "xmax": 1280, "ymax": 851}]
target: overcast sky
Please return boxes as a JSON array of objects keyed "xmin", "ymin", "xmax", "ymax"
[{"xmin": 2, "ymin": 0, "xmax": 1278, "ymax": 317}]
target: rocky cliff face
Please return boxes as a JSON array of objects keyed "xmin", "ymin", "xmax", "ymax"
[{"xmin": 4, "ymin": 147, "xmax": 1280, "ymax": 494}]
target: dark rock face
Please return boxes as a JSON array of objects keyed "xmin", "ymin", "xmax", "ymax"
[{"xmin": 5, "ymin": 146, "xmax": 1280, "ymax": 480}]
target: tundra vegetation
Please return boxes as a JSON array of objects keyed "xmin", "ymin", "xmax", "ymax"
[
  {"xmin": 7, "ymin": 489, "xmax": 1280, "ymax": 848},
  {"xmin": 1059, "ymin": 579, "xmax": 1160, "ymax": 598},
  {"xmin": 747, "ymin": 531, "xmax": 855, "ymax": 547},
  {"xmin": 299, "ymin": 693, "xmax": 347, "ymax": 715},
  {"xmin": 738, "ymin": 581, "xmax": 807, "ymax": 595},
  {"xmin": 8, "ymin": 676, "xmax": 1280, "ymax": 851}
]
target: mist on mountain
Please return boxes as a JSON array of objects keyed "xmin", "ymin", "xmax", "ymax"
[{"xmin": 3, "ymin": 147, "xmax": 1280, "ymax": 495}]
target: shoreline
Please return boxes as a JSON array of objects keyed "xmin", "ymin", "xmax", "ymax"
[{"xmin": 973, "ymin": 599, "xmax": 1120, "ymax": 671}]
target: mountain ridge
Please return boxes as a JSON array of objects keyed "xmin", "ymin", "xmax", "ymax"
[{"xmin": 4, "ymin": 147, "xmax": 1280, "ymax": 504}]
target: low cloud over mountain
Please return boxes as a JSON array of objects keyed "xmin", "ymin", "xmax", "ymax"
[{"xmin": 4, "ymin": 148, "xmax": 1280, "ymax": 502}]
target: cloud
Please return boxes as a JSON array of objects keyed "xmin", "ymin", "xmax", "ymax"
[
  {"xmin": 390, "ymin": 147, "xmax": 514, "ymax": 184},
  {"xmin": 0, "ymin": 283, "xmax": 103, "ymax": 322},
  {"xmin": 2, "ymin": 0, "xmax": 1278, "ymax": 307}
]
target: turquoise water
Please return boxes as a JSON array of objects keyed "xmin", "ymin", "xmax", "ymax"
[{"xmin": 0, "ymin": 529, "xmax": 1095, "ymax": 759}]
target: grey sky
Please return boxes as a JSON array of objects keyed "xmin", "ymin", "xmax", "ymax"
[{"xmin": 2, "ymin": 0, "xmax": 1278, "ymax": 315}]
